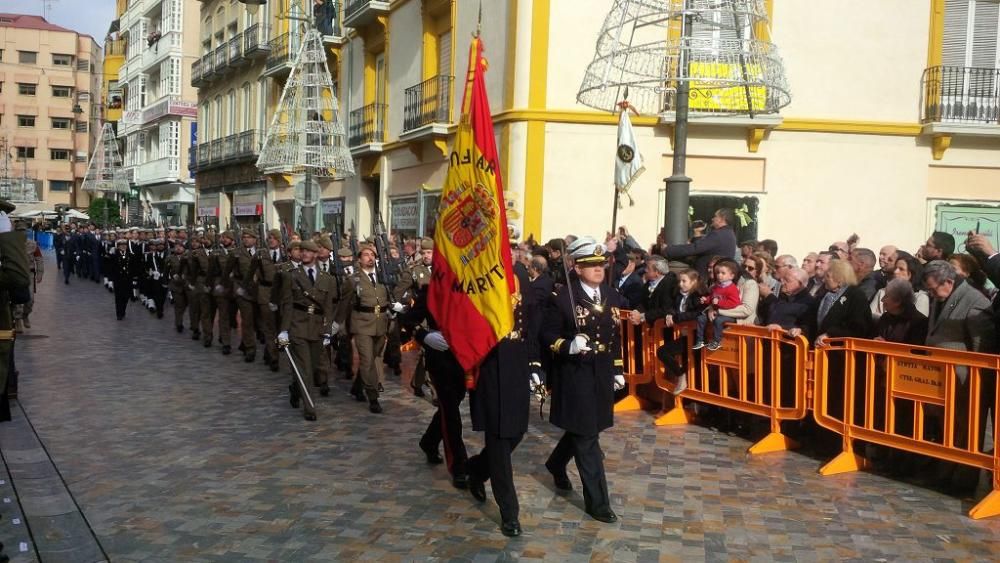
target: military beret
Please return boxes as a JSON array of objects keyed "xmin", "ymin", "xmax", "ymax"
[
  {"xmin": 300, "ymin": 240, "xmax": 319, "ymax": 252},
  {"xmin": 287, "ymin": 240, "xmax": 302, "ymax": 250},
  {"xmin": 241, "ymin": 229, "xmax": 258, "ymax": 239},
  {"xmin": 337, "ymin": 247, "xmax": 354, "ymax": 259},
  {"xmin": 268, "ymin": 229, "xmax": 281, "ymax": 240},
  {"xmin": 420, "ymin": 238, "xmax": 434, "ymax": 251},
  {"xmin": 318, "ymin": 237, "xmax": 334, "ymax": 251},
  {"xmin": 221, "ymin": 230, "xmax": 236, "ymax": 240},
  {"xmin": 357, "ymin": 243, "xmax": 376, "ymax": 257}
]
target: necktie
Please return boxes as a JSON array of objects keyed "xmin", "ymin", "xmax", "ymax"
[
  {"xmin": 593, "ymin": 288, "xmax": 601, "ymax": 302},
  {"xmin": 272, "ymin": 250, "xmax": 278, "ymax": 262},
  {"xmin": 308, "ymin": 268, "xmax": 315, "ymax": 285},
  {"xmin": 321, "ymin": 262, "xmax": 327, "ymax": 273},
  {"xmin": 369, "ymin": 272, "xmax": 376, "ymax": 284},
  {"xmin": 646, "ymin": 280, "xmax": 654, "ymax": 293}
]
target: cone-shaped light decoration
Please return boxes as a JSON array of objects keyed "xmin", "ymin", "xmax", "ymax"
[
  {"xmin": 82, "ymin": 122, "xmax": 130, "ymax": 193},
  {"xmin": 578, "ymin": 0, "xmax": 790, "ymax": 116},
  {"xmin": 257, "ymin": 28, "xmax": 355, "ymax": 179}
]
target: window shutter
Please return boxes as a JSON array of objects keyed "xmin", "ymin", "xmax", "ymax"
[
  {"xmin": 943, "ymin": 0, "xmax": 971, "ymax": 66},
  {"xmin": 971, "ymin": 0, "xmax": 999, "ymax": 68},
  {"xmin": 437, "ymin": 30, "xmax": 451, "ymax": 77}
]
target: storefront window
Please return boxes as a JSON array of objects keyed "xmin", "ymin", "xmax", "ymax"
[
  {"xmin": 390, "ymin": 196, "xmax": 419, "ymax": 241},
  {"xmin": 321, "ymin": 198, "xmax": 345, "ymax": 237},
  {"xmin": 419, "ymin": 190, "xmax": 441, "ymax": 237}
]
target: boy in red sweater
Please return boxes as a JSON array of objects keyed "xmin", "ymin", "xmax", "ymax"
[{"xmin": 694, "ymin": 260, "xmax": 741, "ymax": 351}]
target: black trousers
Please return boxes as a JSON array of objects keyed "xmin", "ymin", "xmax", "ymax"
[
  {"xmin": 547, "ymin": 431, "xmax": 611, "ymax": 514},
  {"xmin": 383, "ymin": 320, "xmax": 402, "ymax": 370},
  {"xmin": 420, "ymin": 368, "xmax": 467, "ymax": 476},
  {"xmin": 468, "ymin": 433, "xmax": 523, "ymax": 522},
  {"xmin": 114, "ymin": 284, "xmax": 131, "ymax": 319}
]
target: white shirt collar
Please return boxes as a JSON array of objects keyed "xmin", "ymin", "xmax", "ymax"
[{"xmin": 579, "ymin": 280, "xmax": 601, "ymax": 301}]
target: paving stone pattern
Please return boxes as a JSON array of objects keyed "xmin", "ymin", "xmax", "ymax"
[{"xmin": 10, "ymin": 257, "xmax": 1000, "ymax": 561}]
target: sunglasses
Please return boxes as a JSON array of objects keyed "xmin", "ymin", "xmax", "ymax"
[{"xmin": 744, "ymin": 265, "xmax": 756, "ymax": 271}]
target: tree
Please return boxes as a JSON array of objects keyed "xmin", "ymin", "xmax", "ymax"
[{"xmin": 88, "ymin": 197, "xmax": 123, "ymax": 228}]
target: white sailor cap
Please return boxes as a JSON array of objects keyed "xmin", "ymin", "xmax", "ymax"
[
  {"xmin": 567, "ymin": 236, "xmax": 607, "ymax": 265},
  {"xmin": 115, "ymin": 238, "xmax": 128, "ymax": 245}
]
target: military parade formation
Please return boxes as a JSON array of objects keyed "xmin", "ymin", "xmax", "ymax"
[{"xmin": 48, "ymin": 221, "xmax": 626, "ymax": 537}]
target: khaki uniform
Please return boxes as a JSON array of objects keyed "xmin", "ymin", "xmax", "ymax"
[
  {"xmin": 0, "ymin": 232, "xmax": 31, "ymax": 406},
  {"xmin": 395, "ymin": 262, "xmax": 433, "ymax": 390},
  {"xmin": 167, "ymin": 253, "xmax": 188, "ymax": 329},
  {"xmin": 185, "ymin": 248, "xmax": 210, "ymax": 338},
  {"xmin": 191, "ymin": 248, "xmax": 214, "ymax": 344},
  {"xmin": 210, "ymin": 246, "xmax": 235, "ymax": 348},
  {"xmin": 336, "ymin": 269, "xmax": 391, "ymax": 400},
  {"xmin": 229, "ymin": 247, "xmax": 260, "ymax": 358},
  {"xmin": 257, "ymin": 249, "xmax": 283, "ymax": 366},
  {"xmin": 279, "ymin": 265, "xmax": 337, "ymax": 418}
]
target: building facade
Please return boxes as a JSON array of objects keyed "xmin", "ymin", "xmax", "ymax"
[
  {"xmin": 0, "ymin": 13, "xmax": 101, "ymax": 211},
  {"xmin": 185, "ymin": 0, "xmax": 1000, "ymax": 255},
  {"xmin": 119, "ymin": 0, "xmax": 201, "ymax": 225}
]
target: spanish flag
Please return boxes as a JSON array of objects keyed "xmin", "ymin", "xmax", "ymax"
[{"xmin": 428, "ymin": 36, "xmax": 515, "ymax": 374}]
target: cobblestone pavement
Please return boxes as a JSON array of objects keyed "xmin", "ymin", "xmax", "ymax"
[{"xmin": 7, "ymin": 256, "xmax": 1000, "ymax": 561}]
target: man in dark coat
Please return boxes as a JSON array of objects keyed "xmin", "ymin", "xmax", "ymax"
[
  {"xmin": 662, "ymin": 208, "xmax": 738, "ymax": 279},
  {"xmin": 466, "ymin": 283, "xmax": 537, "ymax": 537},
  {"xmin": 541, "ymin": 236, "xmax": 625, "ymax": 524},
  {"xmin": 110, "ymin": 239, "xmax": 138, "ymax": 320}
]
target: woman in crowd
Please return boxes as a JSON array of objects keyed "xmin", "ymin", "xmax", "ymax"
[
  {"xmin": 870, "ymin": 252, "xmax": 929, "ymax": 320},
  {"xmin": 753, "ymin": 251, "xmax": 782, "ymax": 297},
  {"xmin": 949, "ymin": 253, "xmax": 996, "ymax": 300},
  {"xmin": 874, "ymin": 278, "xmax": 929, "ymax": 345},
  {"xmin": 722, "ymin": 258, "xmax": 761, "ymax": 327}
]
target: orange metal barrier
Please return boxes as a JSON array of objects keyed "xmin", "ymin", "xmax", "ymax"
[
  {"xmin": 653, "ymin": 324, "xmax": 811, "ymax": 454},
  {"xmin": 813, "ymin": 338, "xmax": 1000, "ymax": 519},
  {"xmin": 614, "ymin": 310, "xmax": 657, "ymax": 413}
]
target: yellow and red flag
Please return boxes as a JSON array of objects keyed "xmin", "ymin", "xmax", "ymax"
[{"xmin": 428, "ymin": 36, "xmax": 516, "ymax": 374}]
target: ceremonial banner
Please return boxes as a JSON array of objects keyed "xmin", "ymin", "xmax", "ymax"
[
  {"xmin": 428, "ymin": 37, "xmax": 516, "ymax": 373},
  {"xmin": 614, "ymin": 108, "xmax": 645, "ymax": 195}
]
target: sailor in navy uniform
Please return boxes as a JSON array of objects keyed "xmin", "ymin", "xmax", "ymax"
[{"xmin": 540, "ymin": 235, "xmax": 626, "ymax": 524}]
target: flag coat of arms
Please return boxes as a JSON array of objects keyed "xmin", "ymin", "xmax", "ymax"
[{"xmin": 428, "ymin": 36, "xmax": 516, "ymax": 373}]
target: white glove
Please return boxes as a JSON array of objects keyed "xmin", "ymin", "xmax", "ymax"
[
  {"xmin": 277, "ymin": 331, "xmax": 290, "ymax": 346},
  {"xmin": 0, "ymin": 212, "xmax": 12, "ymax": 234},
  {"xmin": 133, "ymin": 288, "xmax": 139, "ymax": 298},
  {"xmin": 330, "ymin": 321, "xmax": 341, "ymax": 335},
  {"xmin": 322, "ymin": 336, "xmax": 331, "ymax": 347},
  {"xmin": 213, "ymin": 284, "xmax": 225, "ymax": 296},
  {"xmin": 530, "ymin": 373, "xmax": 542, "ymax": 388},
  {"xmin": 568, "ymin": 334, "xmax": 592, "ymax": 355},
  {"xmin": 152, "ymin": 272, "xmax": 161, "ymax": 281},
  {"xmin": 235, "ymin": 287, "xmax": 246, "ymax": 298},
  {"xmin": 268, "ymin": 303, "xmax": 278, "ymax": 312},
  {"xmin": 614, "ymin": 374, "xmax": 626, "ymax": 391},
  {"xmin": 187, "ymin": 284, "xmax": 196, "ymax": 291},
  {"xmin": 391, "ymin": 301, "xmax": 406, "ymax": 313},
  {"xmin": 423, "ymin": 330, "xmax": 449, "ymax": 351}
]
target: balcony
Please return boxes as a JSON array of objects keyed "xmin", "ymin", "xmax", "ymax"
[
  {"xmin": 263, "ymin": 33, "xmax": 297, "ymax": 79},
  {"xmin": 198, "ymin": 53, "xmax": 215, "ymax": 83},
  {"xmin": 213, "ymin": 46, "xmax": 228, "ymax": 78},
  {"xmin": 140, "ymin": 95, "xmax": 198, "ymax": 126},
  {"xmin": 106, "ymin": 38, "xmax": 127, "ymax": 57},
  {"xmin": 920, "ymin": 65, "xmax": 1000, "ymax": 159},
  {"xmin": 193, "ymin": 130, "xmax": 261, "ymax": 172},
  {"xmin": 142, "ymin": 31, "xmax": 182, "ymax": 71},
  {"xmin": 402, "ymin": 75, "xmax": 454, "ymax": 141},
  {"xmin": 191, "ymin": 58, "xmax": 204, "ymax": 87},
  {"xmin": 135, "ymin": 156, "xmax": 181, "ymax": 186},
  {"xmin": 228, "ymin": 33, "xmax": 246, "ymax": 67},
  {"xmin": 210, "ymin": 139, "xmax": 224, "ymax": 164},
  {"xmin": 188, "ymin": 145, "xmax": 197, "ymax": 172},
  {"xmin": 243, "ymin": 24, "xmax": 271, "ymax": 59},
  {"xmin": 315, "ymin": 1, "xmax": 346, "ymax": 46},
  {"xmin": 344, "ymin": 0, "xmax": 390, "ymax": 28},
  {"xmin": 349, "ymin": 103, "xmax": 387, "ymax": 156}
]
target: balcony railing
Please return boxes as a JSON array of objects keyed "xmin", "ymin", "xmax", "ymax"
[
  {"xmin": 228, "ymin": 33, "xmax": 245, "ymax": 65},
  {"xmin": 243, "ymin": 23, "xmax": 271, "ymax": 58},
  {"xmin": 315, "ymin": 1, "xmax": 343, "ymax": 39},
  {"xmin": 201, "ymin": 52, "xmax": 215, "ymax": 79},
  {"xmin": 349, "ymin": 103, "xmax": 387, "ymax": 147},
  {"xmin": 106, "ymin": 38, "xmax": 127, "ymax": 57},
  {"xmin": 135, "ymin": 156, "xmax": 181, "ymax": 185},
  {"xmin": 191, "ymin": 58, "xmax": 203, "ymax": 86},
  {"xmin": 210, "ymin": 138, "xmax": 224, "ymax": 164},
  {"xmin": 235, "ymin": 129, "xmax": 261, "ymax": 160},
  {"xmin": 193, "ymin": 130, "xmax": 261, "ymax": 171},
  {"xmin": 265, "ymin": 33, "xmax": 296, "ymax": 76},
  {"xmin": 344, "ymin": 0, "xmax": 390, "ymax": 28},
  {"xmin": 403, "ymin": 75, "xmax": 454, "ymax": 133},
  {"xmin": 214, "ymin": 46, "xmax": 228, "ymax": 76},
  {"xmin": 921, "ymin": 65, "xmax": 1000, "ymax": 125}
]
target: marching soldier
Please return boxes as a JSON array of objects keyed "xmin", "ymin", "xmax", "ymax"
[
  {"xmin": 395, "ymin": 238, "xmax": 434, "ymax": 396},
  {"xmin": 183, "ymin": 236, "xmax": 207, "ymax": 341},
  {"xmin": 111, "ymin": 238, "xmax": 138, "ymax": 320},
  {"xmin": 167, "ymin": 242, "xmax": 189, "ymax": 332},
  {"xmin": 277, "ymin": 240, "xmax": 337, "ymax": 421},
  {"xmin": 333, "ymin": 246, "xmax": 355, "ymax": 376},
  {"xmin": 229, "ymin": 230, "xmax": 261, "ymax": 363},
  {"xmin": 145, "ymin": 238, "xmax": 168, "ymax": 318},
  {"xmin": 259, "ymin": 230, "xmax": 285, "ymax": 371},
  {"xmin": 541, "ymin": 236, "xmax": 626, "ymax": 525},
  {"xmin": 335, "ymin": 244, "xmax": 392, "ymax": 413},
  {"xmin": 210, "ymin": 231, "xmax": 237, "ymax": 355},
  {"xmin": 191, "ymin": 235, "xmax": 215, "ymax": 346}
]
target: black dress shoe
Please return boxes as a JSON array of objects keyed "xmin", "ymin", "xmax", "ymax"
[
  {"xmin": 191, "ymin": 330, "xmax": 201, "ymax": 340},
  {"xmin": 451, "ymin": 473, "xmax": 469, "ymax": 490},
  {"xmin": 289, "ymin": 385, "xmax": 300, "ymax": 409},
  {"xmin": 545, "ymin": 461, "xmax": 573, "ymax": 491},
  {"xmin": 238, "ymin": 343, "xmax": 246, "ymax": 352},
  {"xmin": 319, "ymin": 384, "xmax": 330, "ymax": 397},
  {"xmin": 176, "ymin": 325, "xmax": 184, "ymax": 333},
  {"xmin": 369, "ymin": 399, "xmax": 383, "ymax": 414},
  {"xmin": 586, "ymin": 509, "xmax": 618, "ymax": 524},
  {"xmin": 351, "ymin": 389, "xmax": 366, "ymax": 402},
  {"xmin": 203, "ymin": 340, "xmax": 212, "ymax": 348},
  {"xmin": 221, "ymin": 345, "xmax": 232, "ymax": 355},
  {"xmin": 244, "ymin": 353, "xmax": 255, "ymax": 363},
  {"xmin": 157, "ymin": 311, "xmax": 164, "ymax": 319},
  {"xmin": 269, "ymin": 360, "xmax": 280, "ymax": 372},
  {"xmin": 304, "ymin": 412, "xmax": 316, "ymax": 421},
  {"xmin": 468, "ymin": 474, "xmax": 486, "ymax": 502},
  {"xmin": 420, "ymin": 444, "xmax": 443, "ymax": 464},
  {"xmin": 501, "ymin": 520, "xmax": 522, "ymax": 537},
  {"xmin": 412, "ymin": 386, "xmax": 425, "ymax": 398},
  {"xmin": 377, "ymin": 383, "xmax": 385, "ymax": 393}
]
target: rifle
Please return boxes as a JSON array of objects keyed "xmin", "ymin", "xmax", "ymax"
[
  {"xmin": 371, "ymin": 212, "xmax": 400, "ymax": 292},
  {"xmin": 348, "ymin": 220, "xmax": 359, "ymax": 258}
]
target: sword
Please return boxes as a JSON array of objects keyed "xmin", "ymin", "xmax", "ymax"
[{"xmin": 282, "ymin": 344, "xmax": 316, "ymax": 413}]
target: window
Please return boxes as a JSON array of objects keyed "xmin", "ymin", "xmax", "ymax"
[
  {"xmin": 76, "ymin": 59, "xmax": 90, "ymax": 72},
  {"xmin": 50, "ymin": 180, "xmax": 72, "ymax": 192},
  {"xmin": 52, "ymin": 86, "xmax": 73, "ymax": 98},
  {"xmin": 18, "ymin": 51, "xmax": 36, "ymax": 64},
  {"xmin": 18, "ymin": 83, "xmax": 36, "ymax": 96},
  {"xmin": 17, "ymin": 115, "xmax": 35, "ymax": 127},
  {"xmin": 936, "ymin": 0, "xmax": 1000, "ymax": 122},
  {"xmin": 75, "ymin": 121, "xmax": 89, "ymax": 132},
  {"xmin": 52, "ymin": 53, "xmax": 73, "ymax": 66},
  {"xmin": 16, "ymin": 147, "xmax": 35, "ymax": 159},
  {"xmin": 52, "ymin": 118, "xmax": 71, "ymax": 129},
  {"xmin": 50, "ymin": 149, "xmax": 70, "ymax": 160}
]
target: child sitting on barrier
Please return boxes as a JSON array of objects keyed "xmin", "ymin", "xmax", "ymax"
[
  {"xmin": 656, "ymin": 268, "xmax": 707, "ymax": 393},
  {"xmin": 693, "ymin": 260, "xmax": 741, "ymax": 351}
]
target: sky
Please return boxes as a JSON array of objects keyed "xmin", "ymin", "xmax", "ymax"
[{"xmin": 3, "ymin": 0, "xmax": 116, "ymax": 46}]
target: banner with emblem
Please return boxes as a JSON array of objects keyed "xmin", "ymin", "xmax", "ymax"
[
  {"xmin": 428, "ymin": 36, "xmax": 516, "ymax": 373},
  {"xmin": 614, "ymin": 106, "xmax": 645, "ymax": 204}
]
